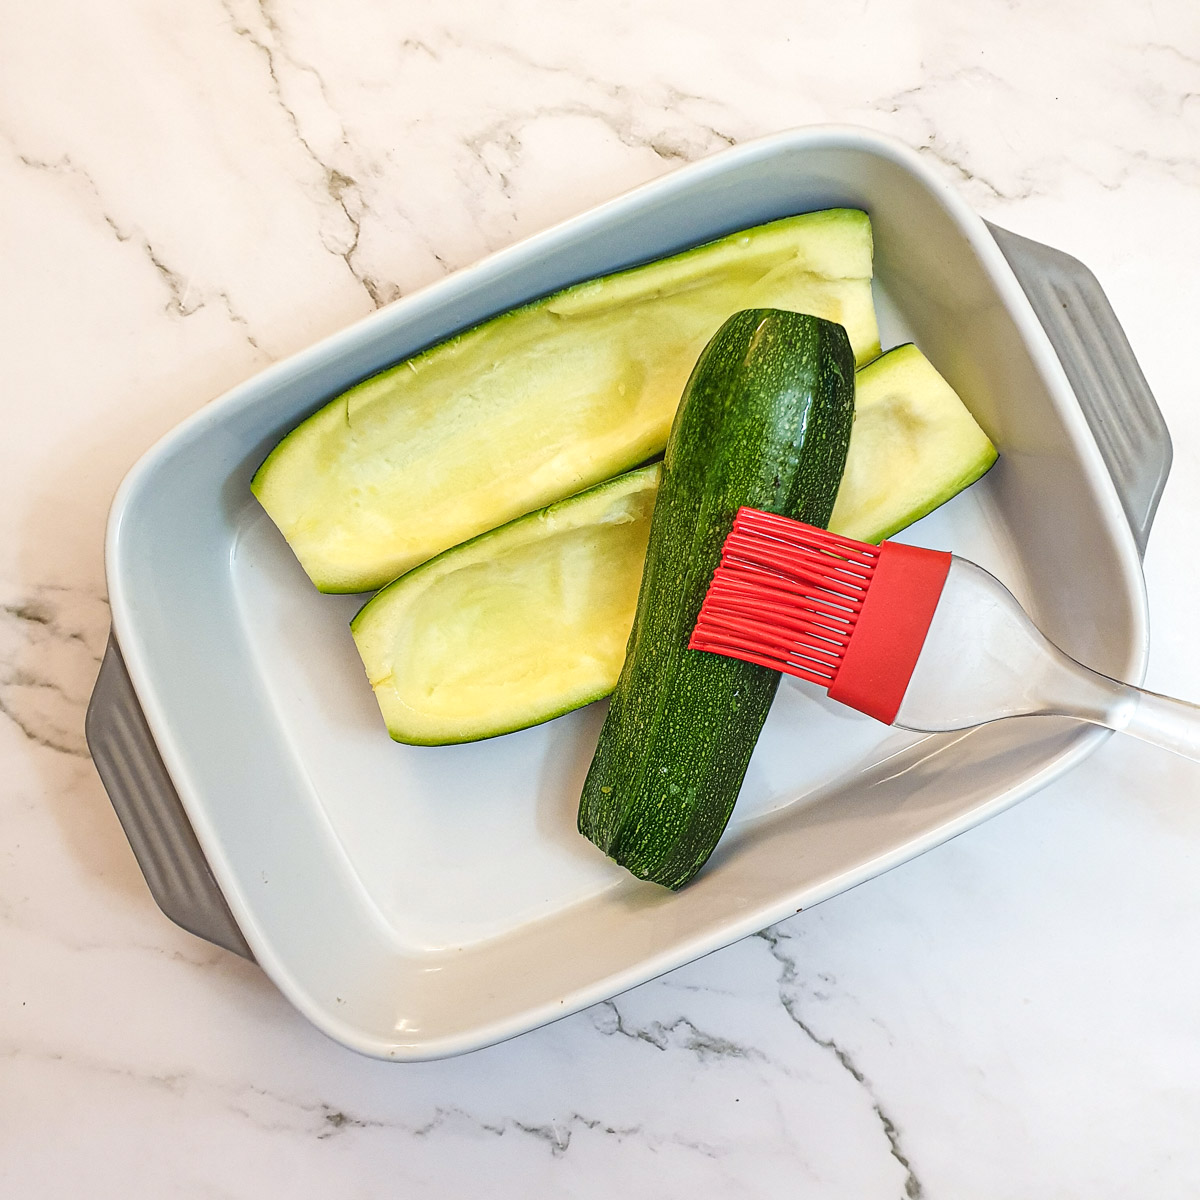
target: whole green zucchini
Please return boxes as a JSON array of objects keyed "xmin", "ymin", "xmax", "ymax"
[{"xmin": 578, "ymin": 308, "xmax": 856, "ymax": 889}]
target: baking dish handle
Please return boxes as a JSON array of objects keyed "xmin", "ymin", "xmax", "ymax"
[
  {"xmin": 85, "ymin": 636, "xmax": 253, "ymax": 959},
  {"xmin": 987, "ymin": 222, "xmax": 1172, "ymax": 559}
]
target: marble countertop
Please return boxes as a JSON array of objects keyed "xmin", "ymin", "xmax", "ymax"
[{"xmin": 5, "ymin": 1, "xmax": 1200, "ymax": 1195}]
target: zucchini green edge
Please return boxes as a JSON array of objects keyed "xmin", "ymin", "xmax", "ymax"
[
  {"xmin": 578, "ymin": 309, "xmax": 856, "ymax": 889},
  {"xmin": 350, "ymin": 341, "xmax": 997, "ymax": 747},
  {"xmin": 252, "ymin": 208, "xmax": 880, "ymax": 593}
]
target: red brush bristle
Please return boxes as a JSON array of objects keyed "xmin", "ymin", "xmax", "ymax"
[
  {"xmin": 688, "ymin": 507, "xmax": 880, "ymax": 685},
  {"xmin": 690, "ymin": 506, "xmax": 955, "ymax": 726}
]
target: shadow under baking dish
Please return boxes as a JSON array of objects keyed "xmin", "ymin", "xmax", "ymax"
[{"xmin": 105, "ymin": 127, "xmax": 1147, "ymax": 1058}]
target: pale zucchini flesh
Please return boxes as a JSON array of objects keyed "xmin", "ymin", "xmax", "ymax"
[
  {"xmin": 829, "ymin": 343, "xmax": 998, "ymax": 540},
  {"xmin": 352, "ymin": 345, "xmax": 996, "ymax": 745},
  {"xmin": 351, "ymin": 465, "xmax": 659, "ymax": 744},
  {"xmin": 253, "ymin": 210, "xmax": 880, "ymax": 593}
]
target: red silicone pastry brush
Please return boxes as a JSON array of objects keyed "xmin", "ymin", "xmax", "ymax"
[{"xmin": 689, "ymin": 507, "xmax": 1200, "ymax": 760}]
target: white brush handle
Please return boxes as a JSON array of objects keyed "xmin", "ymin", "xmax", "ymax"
[
  {"xmin": 1086, "ymin": 679, "xmax": 1200, "ymax": 763},
  {"xmin": 985, "ymin": 647, "xmax": 1200, "ymax": 763},
  {"xmin": 896, "ymin": 559, "xmax": 1200, "ymax": 765}
]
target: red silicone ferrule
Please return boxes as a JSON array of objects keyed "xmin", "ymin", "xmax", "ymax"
[{"xmin": 826, "ymin": 541, "xmax": 952, "ymax": 725}]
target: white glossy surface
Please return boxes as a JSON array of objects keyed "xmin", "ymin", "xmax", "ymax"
[{"xmin": 4, "ymin": 0, "xmax": 1200, "ymax": 1193}]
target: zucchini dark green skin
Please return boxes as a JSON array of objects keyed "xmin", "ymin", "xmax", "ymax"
[{"xmin": 577, "ymin": 309, "xmax": 856, "ymax": 889}]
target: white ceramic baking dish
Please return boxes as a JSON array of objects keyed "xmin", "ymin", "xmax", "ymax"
[{"xmin": 87, "ymin": 126, "xmax": 1170, "ymax": 1060}]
